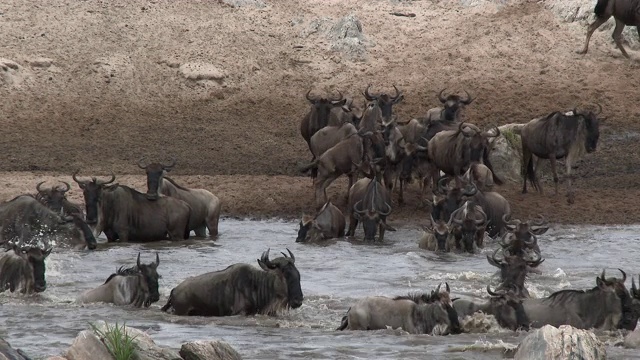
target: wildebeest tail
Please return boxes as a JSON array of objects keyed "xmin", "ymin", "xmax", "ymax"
[
  {"xmin": 594, "ymin": 0, "xmax": 609, "ymax": 18},
  {"xmin": 298, "ymin": 159, "xmax": 319, "ymax": 174},
  {"xmin": 523, "ymin": 154, "xmax": 539, "ymax": 192},
  {"xmin": 482, "ymin": 151, "xmax": 503, "ymax": 186},
  {"xmin": 336, "ymin": 307, "xmax": 351, "ymax": 331},
  {"xmin": 161, "ymin": 289, "xmax": 174, "ymax": 312}
]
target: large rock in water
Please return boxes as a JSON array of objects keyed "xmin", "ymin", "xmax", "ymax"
[
  {"xmin": 0, "ymin": 337, "xmax": 32, "ymax": 360},
  {"xmin": 513, "ymin": 325, "xmax": 606, "ymax": 360},
  {"xmin": 180, "ymin": 340, "xmax": 243, "ymax": 360}
]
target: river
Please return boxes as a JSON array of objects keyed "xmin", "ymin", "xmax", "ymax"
[{"xmin": 1, "ymin": 219, "xmax": 638, "ymax": 359}]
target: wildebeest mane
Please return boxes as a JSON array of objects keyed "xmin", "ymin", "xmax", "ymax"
[
  {"xmin": 103, "ymin": 265, "xmax": 139, "ymax": 284},
  {"xmin": 163, "ymin": 177, "xmax": 189, "ymax": 191}
]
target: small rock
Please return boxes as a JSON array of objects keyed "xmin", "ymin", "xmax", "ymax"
[
  {"xmin": 179, "ymin": 340, "xmax": 242, "ymax": 360},
  {"xmin": 179, "ymin": 62, "xmax": 226, "ymax": 81},
  {"xmin": 514, "ymin": 325, "xmax": 606, "ymax": 360},
  {"xmin": 624, "ymin": 327, "xmax": 640, "ymax": 348},
  {"xmin": 27, "ymin": 57, "xmax": 54, "ymax": 68}
]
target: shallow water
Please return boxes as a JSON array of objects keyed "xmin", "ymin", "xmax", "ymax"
[{"xmin": 1, "ymin": 219, "xmax": 639, "ymax": 359}]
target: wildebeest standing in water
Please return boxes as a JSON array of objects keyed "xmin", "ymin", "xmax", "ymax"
[
  {"xmin": 419, "ymin": 215, "xmax": 453, "ymax": 252},
  {"xmin": 138, "ymin": 157, "xmax": 222, "ymax": 237},
  {"xmin": 346, "ymin": 175, "xmax": 394, "ymax": 242},
  {"xmin": 520, "ymin": 106, "xmax": 603, "ymax": 204},
  {"xmin": 73, "ymin": 171, "xmax": 191, "ymax": 242},
  {"xmin": 0, "ymin": 242, "xmax": 52, "ymax": 294},
  {"xmin": 448, "ymin": 200, "xmax": 488, "ymax": 253},
  {"xmin": 77, "ymin": 253, "xmax": 161, "ymax": 308},
  {"xmin": 296, "ymin": 201, "xmax": 345, "ymax": 243},
  {"xmin": 0, "ymin": 195, "xmax": 97, "ymax": 250},
  {"xmin": 577, "ymin": 0, "xmax": 640, "ymax": 58},
  {"xmin": 35, "ymin": 181, "xmax": 84, "ymax": 218},
  {"xmin": 161, "ymin": 249, "xmax": 303, "ymax": 316},
  {"xmin": 453, "ymin": 285, "xmax": 531, "ymax": 331},
  {"xmin": 486, "ymin": 248, "xmax": 544, "ymax": 299}
]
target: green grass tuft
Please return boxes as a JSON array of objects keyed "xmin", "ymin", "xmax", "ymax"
[{"xmin": 90, "ymin": 321, "xmax": 138, "ymax": 360}]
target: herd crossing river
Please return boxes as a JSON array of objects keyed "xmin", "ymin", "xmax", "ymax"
[{"xmin": 1, "ymin": 219, "xmax": 640, "ymax": 359}]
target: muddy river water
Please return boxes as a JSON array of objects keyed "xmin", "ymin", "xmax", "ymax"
[{"xmin": 1, "ymin": 219, "xmax": 640, "ymax": 359}]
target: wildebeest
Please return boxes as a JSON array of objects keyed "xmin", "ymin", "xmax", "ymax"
[
  {"xmin": 500, "ymin": 214, "xmax": 549, "ymax": 256},
  {"xmin": 577, "ymin": 0, "xmax": 640, "ymax": 58},
  {"xmin": 396, "ymin": 118, "xmax": 431, "ymax": 202},
  {"xmin": 419, "ymin": 215, "xmax": 453, "ymax": 252},
  {"xmin": 138, "ymin": 158, "xmax": 222, "ymax": 237},
  {"xmin": 35, "ymin": 181, "xmax": 84, "ymax": 218},
  {"xmin": 300, "ymin": 90, "xmax": 347, "ymax": 154},
  {"xmin": 346, "ymin": 176, "xmax": 394, "ymax": 242},
  {"xmin": 431, "ymin": 176, "xmax": 477, "ymax": 224},
  {"xmin": 595, "ymin": 269, "xmax": 637, "ymax": 331},
  {"xmin": 72, "ymin": 171, "xmax": 191, "ymax": 242},
  {"xmin": 448, "ymin": 200, "xmax": 488, "ymax": 253},
  {"xmin": 462, "ymin": 163, "xmax": 496, "ymax": 193},
  {"xmin": 0, "ymin": 195, "xmax": 97, "ymax": 250},
  {"xmin": 487, "ymin": 248, "xmax": 545, "ymax": 298},
  {"xmin": 520, "ymin": 271, "xmax": 622, "ymax": 330},
  {"xmin": 296, "ymin": 201, "xmax": 345, "ymax": 243},
  {"xmin": 308, "ymin": 122, "xmax": 358, "ymax": 165},
  {"xmin": 0, "ymin": 242, "xmax": 52, "ymax": 294},
  {"xmin": 337, "ymin": 284, "xmax": 461, "ymax": 335},
  {"xmin": 358, "ymin": 84, "xmax": 404, "ymax": 132},
  {"xmin": 521, "ymin": 107, "xmax": 603, "ymax": 204},
  {"xmin": 424, "ymin": 89, "xmax": 474, "ymax": 123},
  {"xmin": 453, "ymin": 285, "xmax": 530, "ymax": 331},
  {"xmin": 161, "ymin": 249, "xmax": 303, "ymax": 316},
  {"xmin": 77, "ymin": 253, "xmax": 161, "ymax": 308}
]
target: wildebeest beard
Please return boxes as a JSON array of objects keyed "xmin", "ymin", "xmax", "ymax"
[{"xmin": 0, "ymin": 245, "xmax": 51, "ymax": 293}]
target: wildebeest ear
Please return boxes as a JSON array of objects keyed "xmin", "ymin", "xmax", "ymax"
[
  {"xmin": 596, "ymin": 276, "xmax": 605, "ymax": 289},
  {"xmin": 530, "ymin": 227, "xmax": 549, "ymax": 235}
]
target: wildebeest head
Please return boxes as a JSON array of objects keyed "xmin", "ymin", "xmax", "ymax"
[
  {"xmin": 449, "ymin": 201, "xmax": 487, "ymax": 253},
  {"xmin": 35, "ymin": 181, "xmax": 71, "ymax": 215},
  {"xmin": 599, "ymin": 269, "xmax": 635, "ymax": 330},
  {"xmin": 296, "ymin": 214, "xmax": 314, "ymax": 243},
  {"xmin": 137, "ymin": 157, "xmax": 176, "ymax": 200},
  {"xmin": 136, "ymin": 252, "xmax": 161, "ymax": 304},
  {"xmin": 432, "ymin": 176, "xmax": 477, "ymax": 223},
  {"xmin": 486, "ymin": 285, "xmax": 530, "ymax": 331},
  {"xmin": 353, "ymin": 177, "xmax": 392, "ymax": 241},
  {"xmin": 362, "ymin": 84, "xmax": 404, "ymax": 126},
  {"xmin": 437, "ymin": 89, "xmax": 473, "ymax": 121},
  {"xmin": 575, "ymin": 104, "xmax": 603, "ymax": 153},
  {"xmin": 487, "ymin": 248, "xmax": 544, "ymax": 298},
  {"xmin": 7, "ymin": 243, "xmax": 52, "ymax": 293},
  {"xmin": 466, "ymin": 125, "xmax": 500, "ymax": 163},
  {"xmin": 306, "ymin": 90, "xmax": 347, "ymax": 130},
  {"xmin": 429, "ymin": 282, "xmax": 462, "ymax": 335},
  {"xmin": 257, "ymin": 248, "xmax": 303, "ymax": 309},
  {"xmin": 500, "ymin": 214, "xmax": 549, "ymax": 256},
  {"xmin": 72, "ymin": 170, "xmax": 116, "ymax": 225},
  {"xmin": 424, "ymin": 214, "xmax": 451, "ymax": 252}
]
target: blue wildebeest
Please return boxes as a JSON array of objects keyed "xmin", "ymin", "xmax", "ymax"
[
  {"xmin": 35, "ymin": 181, "xmax": 84, "ymax": 218},
  {"xmin": 346, "ymin": 175, "xmax": 394, "ymax": 242},
  {"xmin": 577, "ymin": 0, "xmax": 640, "ymax": 58},
  {"xmin": 308, "ymin": 122, "xmax": 358, "ymax": 165},
  {"xmin": 161, "ymin": 249, "xmax": 303, "ymax": 316},
  {"xmin": 521, "ymin": 106, "xmax": 603, "ymax": 204},
  {"xmin": 358, "ymin": 84, "xmax": 404, "ymax": 132},
  {"xmin": 72, "ymin": 171, "xmax": 191, "ymax": 242},
  {"xmin": 630, "ymin": 275, "xmax": 640, "ymax": 329},
  {"xmin": 77, "ymin": 253, "xmax": 161, "ymax": 308},
  {"xmin": 424, "ymin": 89, "xmax": 474, "ymax": 123},
  {"xmin": 0, "ymin": 195, "xmax": 96, "ymax": 250},
  {"xmin": 500, "ymin": 214, "xmax": 549, "ymax": 257},
  {"xmin": 453, "ymin": 285, "xmax": 531, "ymax": 331},
  {"xmin": 336, "ymin": 283, "xmax": 462, "ymax": 335},
  {"xmin": 0, "ymin": 242, "xmax": 52, "ymax": 294},
  {"xmin": 448, "ymin": 200, "xmax": 488, "ymax": 253},
  {"xmin": 138, "ymin": 158, "xmax": 222, "ymax": 237},
  {"xmin": 296, "ymin": 201, "xmax": 345, "ymax": 243},
  {"xmin": 419, "ymin": 215, "xmax": 454, "ymax": 252},
  {"xmin": 594, "ymin": 269, "xmax": 637, "ymax": 331},
  {"xmin": 520, "ymin": 271, "xmax": 623, "ymax": 330},
  {"xmin": 487, "ymin": 247, "xmax": 545, "ymax": 299}
]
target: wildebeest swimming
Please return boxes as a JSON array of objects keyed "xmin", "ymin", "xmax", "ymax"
[
  {"xmin": 77, "ymin": 253, "xmax": 161, "ymax": 308},
  {"xmin": 0, "ymin": 195, "xmax": 96, "ymax": 250},
  {"xmin": 0, "ymin": 242, "xmax": 52, "ymax": 294},
  {"xmin": 35, "ymin": 181, "xmax": 84, "ymax": 219},
  {"xmin": 296, "ymin": 201, "xmax": 345, "ymax": 243},
  {"xmin": 453, "ymin": 285, "xmax": 531, "ymax": 331},
  {"xmin": 161, "ymin": 249, "xmax": 303, "ymax": 316},
  {"xmin": 72, "ymin": 171, "xmax": 191, "ymax": 242},
  {"xmin": 138, "ymin": 157, "xmax": 222, "ymax": 237}
]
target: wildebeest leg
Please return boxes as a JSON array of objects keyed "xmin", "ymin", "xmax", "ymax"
[
  {"xmin": 534, "ymin": 156, "xmax": 545, "ymax": 194},
  {"xmin": 378, "ymin": 222, "xmax": 386, "ymax": 242},
  {"xmin": 346, "ymin": 214, "xmax": 358, "ymax": 237},
  {"xmin": 577, "ymin": 16, "xmax": 610, "ymax": 54},
  {"xmin": 565, "ymin": 156, "xmax": 576, "ymax": 204},
  {"xmin": 612, "ymin": 19, "xmax": 630, "ymax": 58},
  {"xmin": 315, "ymin": 175, "xmax": 335, "ymax": 209},
  {"xmin": 193, "ymin": 225, "xmax": 207, "ymax": 238},
  {"xmin": 398, "ymin": 178, "xmax": 405, "ymax": 205},
  {"xmin": 549, "ymin": 156, "xmax": 559, "ymax": 195},
  {"xmin": 206, "ymin": 205, "xmax": 221, "ymax": 237}
]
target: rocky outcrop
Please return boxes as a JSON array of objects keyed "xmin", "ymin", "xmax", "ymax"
[
  {"xmin": 0, "ymin": 337, "xmax": 32, "ymax": 360},
  {"xmin": 180, "ymin": 340, "xmax": 243, "ymax": 360},
  {"xmin": 513, "ymin": 325, "xmax": 606, "ymax": 360},
  {"xmin": 488, "ymin": 123, "xmax": 526, "ymax": 183}
]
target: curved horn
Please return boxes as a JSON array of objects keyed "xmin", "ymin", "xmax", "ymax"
[
  {"xmin": 363, "ymin": 84, "xmax": 377, "ymax": 101},
  {"xmin": 445, "ymin": 282, "xmax": 450, "ymax": 293},
  {"xmin": 436, "ymin": 283, "xmax": 442, "ymax": 294},
  {"xmin": 449, "ymin": 207, "xmax": 464, "ymax": 226},
  {"xmin": 137, "ymin": 252, "xmax": 141, "ymax": 268},
  {"xmin": 155, "ymin": 252, "xmax": 160, "ymax": 267},
  {"xmin": 305, "ymin": 89, "xmax": 314, "ymax": 102},
  {"xmin": 331, "ymin": 90, "xmax": 344, "ymax": 102},
  {"xmin": 72, "ymin": 170, "xmax": 83, "ymax": 184},
  {"xmin": 391, "ymin": 85, "xmax": 401, "ymax": 100},
  {"xmin": 353, "ymin": 200, "xmax": 365, "ymax": 215},
  {"xmin": 287, "ymin": 248, "xmax": 295, "ymax": 264},
  {"xmin": 437, "ymin": 176, "xmax": 450, "ymax": 194},
  {"xmin": 600, "ymin": 269, "xmax": 606, "ymax": 280},
  {"xmin": 163, "ymin": 156, "xmax": 176, "ymax": 170},
  {"xmin": 36, "ymin": 181, "xmax": 46, "ymax": 193},
  {"xmin": 527, "ymin": 251, "xmax": 543, "ymax": 266},
  {"xmin": 261, "ymin": 248, "xmax": 276, "ymax": 268},
  {"xmin": 59, "ymin": 181, "xmax": 71, "ymax": 193},
  {"xmin": 619, "ymin": 268, "xmax": 627, "ymax": 283},
  {"xmin": 476, "ymin": 207, "xmax": 488, "ymax": 225},
  {"xmin": 486, "ymin": 285, "xmax": 501, "ymax": 297},
  {"xmin": 461, "ymin": 90, "xmax": 473, "ymax": 105},
  {"xmin": 137, "ymin": 157, "xmax": 148, "ymax": 169},
  {"xmin": 531, "ymin": 214, "xmax": 547, "ymax": 226},
  {"xmin": 490, "ymin": 247, "xmax": 503, "ymax": 264},
  {"xmin": 438, "ymin": 89, "xmax": 447, "ymax": 103},
  {"xmin": 379, "ymin": 202, "xmax": 392, "ymax": 216},
  {"xmin": 97, "ymin": 172, "xmax": 116, "ymax": 186},
  {"xmin": 594, "ymin": 103, "xmax": 602, "ymax": 115}
]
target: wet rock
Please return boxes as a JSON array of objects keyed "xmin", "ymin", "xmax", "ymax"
[
  {"xmin": 65, "ymin": 330, "xmax": 113, "ymax": 360},
  {"xmin": 179, "ymin": 340, "xmax": 243, "ymax": 360},
  {"xmin": 624, "ymin": 327, "xmax": 640, "ymax": 348},
  {"xmin": 513, "ymin": 325, "xmax": 606, "ymax": 360},
  {"xmin": 0, "ymin": 337, "xmax": 32, "ymax": 360},
  {"xmin": 46, "ymin": 357, "xmax": 68, "ymax": 360},
  {"xmin": 179, "ymin": 63, "xmax": 226, "ymax": 82}
]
